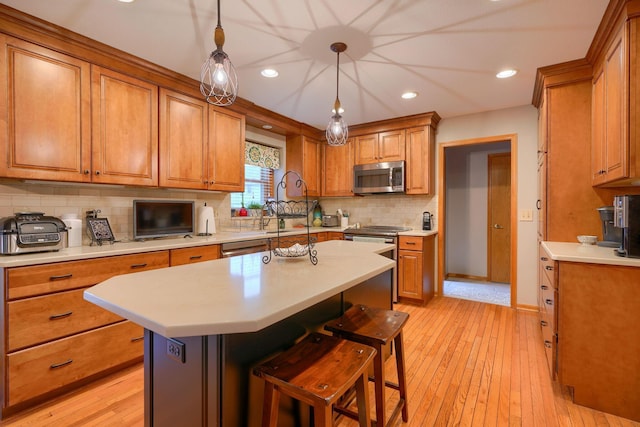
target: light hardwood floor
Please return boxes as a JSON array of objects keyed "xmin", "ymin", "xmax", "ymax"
[{"xmin": 2, "ymin": 296, "xmax": 638, "ymax": 426}]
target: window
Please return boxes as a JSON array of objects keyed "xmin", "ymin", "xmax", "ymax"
[{"xmin": 230, "ymin": 165, "xmax": 274, "ymax": 209}]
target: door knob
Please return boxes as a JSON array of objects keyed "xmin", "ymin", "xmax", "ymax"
[{"xmin": 493, "ymin": 224, "xmax": 503, "ymax": 229}]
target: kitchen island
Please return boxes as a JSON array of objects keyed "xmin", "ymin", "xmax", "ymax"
[{"xmin": 84, "ymin": 240, "xmax": 396, "ymax": 427}]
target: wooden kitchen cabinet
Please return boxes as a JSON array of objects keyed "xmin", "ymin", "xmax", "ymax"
[
  {"xmin": 91, "ymin": 65, "xmax": 158, "ymax": 186},
  {"xmin": 354, "ymin": 130, "xmax": 405, "ymax": 165},
  {"xmin": 1, "ymin": 251, "xmax": 169, "ymax": 416},
  {"xmin": 405, "ymin": 125, "xmax": 436, "ymax": 195},
  {"xmin": 170, "ymin": 245, "xmax": 221, "ymax": 266},
  {"xmin": 159, "ymin": 89, "xmax": 245, "ymax": 191},
  {"xmin": 322, "ymin": 138, "xmax": 354, "ymax": 196},
  {"xmin": 397, "ymin": 234, "xmax": 435, "ymax": 305},
  {"xmin": 286, "ymin": 134, "xmax": 320, "ymax": 197},
  {"xmin": 0, "ymin": 35, "xmax": 92, "ymax": 182},
  {"xmin": 538, "ymin": 245, "xmax": 557, "ymax": 378},
  {"xmin": 326, "ymin": 231, "xmax": 344, "ymax": 240}
]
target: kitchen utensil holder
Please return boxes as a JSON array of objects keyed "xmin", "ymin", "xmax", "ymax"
[{"xmin": 262, "ymin": 170, "xmax": 318, "ymax": 265}]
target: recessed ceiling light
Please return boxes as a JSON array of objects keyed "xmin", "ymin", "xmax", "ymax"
[
  {"xmin": 401, "ymin": 91, "xmax": 418, "ymax": 99},
  {"xmin": 118, "ymin": 0, "xmax": 135, "ymax": 3},
  {"xmin": 496, "ymin": 69, "xmax": 518, "ymax": 79},
  {"xmin": 261, "ymin": 68, "xmax": 278, "ymax": 78}
]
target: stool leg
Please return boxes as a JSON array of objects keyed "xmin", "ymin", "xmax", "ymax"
[
  {"xmin": 372, "ymin": 344, "xmax": 386, "ymax": 426},
  {"xmin": 313, "ymin": 403, "xmax": 333, "ymax": 427},
  {"xmin": 261, "ymin": 382, "xmax": 280, "ymax": 427},
  {"xmin": 394, "ymin": 332, "xmax": 408, "ymax": 422},
  {"xmin": 355, "ymin": 371, "xmax": 372, "ymax": 427}
]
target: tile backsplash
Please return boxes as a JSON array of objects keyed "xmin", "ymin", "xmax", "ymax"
[{"xmin": 0, "ymin": 180, "xmax": 437, "ymax": 244}]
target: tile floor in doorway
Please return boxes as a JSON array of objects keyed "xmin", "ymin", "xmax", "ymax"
[{"xmin": 443, "ymin": 278, "xmax": 510, "ymax": 307}]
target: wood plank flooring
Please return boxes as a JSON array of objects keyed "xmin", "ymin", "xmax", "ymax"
[{"xmin": 2, "ymin": 296, "xmax": 638, "ymax": 426}]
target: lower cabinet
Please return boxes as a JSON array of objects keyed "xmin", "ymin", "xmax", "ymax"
[
  {"xmin": 397, "ymin": 234, "xmax": 435, "ymax": 305},
  {"xmin": 538, "ymin": 245, "xmax": 557, "ymax": 378},
  {"xmin": 170, "ymin": 245, "xmax": 221, "ymax": 266},
  {"xmin": 1, "ymin": 251, "xmax": 169, "ymax": 417}
]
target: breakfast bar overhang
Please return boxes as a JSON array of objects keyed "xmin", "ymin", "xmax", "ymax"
[{"xmin": 84, "ymin": 240, "xmax": 396, "ymax": 427}]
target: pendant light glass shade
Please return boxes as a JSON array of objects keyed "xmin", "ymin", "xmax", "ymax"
[
  {"xmin": 326, "ymin": 42, "xmax": 348, "ymax": 146},
  {"xmin": 200, "ymin": 0, "xmax": 238, "ymax": 106}
]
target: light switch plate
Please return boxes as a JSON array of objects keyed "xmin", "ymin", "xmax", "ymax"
[{"xmin": 519, "ymin": 209, "xmax": 533, "ymax": 222}]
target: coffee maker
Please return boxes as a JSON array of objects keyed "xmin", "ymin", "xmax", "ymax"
[
  {"xmin": 613, "ymin": 195, "xmax": 640, "ymax": 257},
  {"xmin": 596, "ymin": 206, "xmax": 622, "ymax": 247}
]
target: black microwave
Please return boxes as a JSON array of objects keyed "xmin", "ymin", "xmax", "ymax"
[{"xmin": 353, "ymin": 161, "xmax": 405, "ymax": 194}]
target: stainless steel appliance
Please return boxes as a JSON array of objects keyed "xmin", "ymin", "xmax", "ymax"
[
  {"xmin": 321, "ymin": 215, "xmax": 339, "ymax": 227},
  {"xmin": 0, "ymin": 212, "xmax": 68, "ymax": 255},
  {"xmin": 221, "ymin": 239, "xmax": 269, "ymax": 257},
  {"xmin": 353, "ymin": 161, "xmax": 405, "ymax": 194},
  {"xmin": 344, "ymin": 225, "xmax": 411, "ymax": 302},
  {"xmin": 597, "ymin": 206, "xmax": 621, "ymax": 247},
  {"xmin": 613, "ymin": 195, "xmax": 640, "ymax": 257}
]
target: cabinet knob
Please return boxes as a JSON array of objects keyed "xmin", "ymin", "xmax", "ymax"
[
  {"xmin": 540, "ymin": 320, "xmax": 548, "ymax": 327},
  {"xmin": 84, "ymin": 169, "xmax": 90, "ymax": 175},
  {"xmin": 544, "ymin": 340, "xmax": 552, "ymax": 349},
  {"xmin": 541, "ymin": 285, "xmax": 548, "ymax": 290},
  {"xmin": 545, "ymin": 265, "xmax": 553, "ymax": 271},
  {"xmin": 540, "ymin": 256, "xmax": 548, "ymax": 261},
  {"xmin": 545, "ymin": 298, "xmax": 553, "ymax": 306},
  {"xmin": 95, "ymin": 170, "xmax": 101, "ymax": 175}
]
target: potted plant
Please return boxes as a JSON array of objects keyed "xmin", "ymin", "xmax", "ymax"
[
  {"xmin": 248, "ymin": 200, "xmax": 263, "ymax": 217},
  {"xmin": 237, "ymin": 194, "xmax": 248, "ymax": 217}
]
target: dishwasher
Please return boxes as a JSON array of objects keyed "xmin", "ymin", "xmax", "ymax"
[{"xmin": 221, "ymin": 239, "xmax": 269, "ymax": 257}]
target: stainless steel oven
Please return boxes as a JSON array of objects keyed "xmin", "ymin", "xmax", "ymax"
[{"xmin": 343, "ymin": 225, "xmax": 410, "ymax": 303}]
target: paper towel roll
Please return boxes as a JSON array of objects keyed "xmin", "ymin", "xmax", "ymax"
[
  {"xmin": 61, "ymin": 214, "xmax": 82, "ymax": 247},
  {"xmin": 197, "ymin": 205, "xmax": 216, "ymax": 235}
]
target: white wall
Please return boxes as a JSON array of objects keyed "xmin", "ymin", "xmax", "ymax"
[{"xmin": 437, "ymin": 104, "xmax": 539, "ymax": 307}]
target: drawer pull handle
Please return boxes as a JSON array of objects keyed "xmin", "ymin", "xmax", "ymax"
[
  {"xmin": 189, "ymin": 255, "xmax": 203, "ymax": 260},
  {"xmin": 540, "ymin": 256, "xmax": 549, "ymax": 261},
  {"xmin": 545, "ymin": 266, "xmax": 553, "ymax": 271},
  {"xmin": 49, "ymin": 311, "xmax": 73, "ymax": 320},
  {"xmin": 50, "ymin": 359, "xmax": 73, "ymax": 370},
  {"xmin": 130, "ymin": 263, "xmax": 148, "ymax": 269},
  {"xmin": 131, "ymin": 336, "xmax": 144, "ymax": 343},
  {"xmin": 405, "ymin": 242, "xmax": 416, "ymax": 245},
  {"xmin": 545, "ymin": 299, "xmax": 553, "ymax": 306},
  {"xmin": 49, "ymin": 273, "xmax": 73, "ymax": 281},
  {"xmin": 540, "ymin": 320, "xmax": 548, "ymax": 327},
  {"xmin": 540, "ymin": 285, "xmax": 548, "ymax": 290},
  {"xmin": 544, "ymin": 340, "xmax": 552, "ymax": 349}
]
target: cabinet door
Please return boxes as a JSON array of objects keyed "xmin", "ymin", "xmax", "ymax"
[
  {"xmin": 286, "ymin": 135, "xmax": 320, "ymax": 197},
  {"xmin": 405, "ymin": 126, "xmax": 433, "ymax": 195},
  {"xmin": 354, "ymin": 133, "xmax": 379, "ymax": 164},
  {"xmin": 591, "ymin": 66, "xmax": 606, "ymax": 184},
  {"xmin": 159, "ymin": 89, "xmax": 208, "ymax": 189},
  {"xmin": 302, "ymin": 136, "xmax": 321, "ymax": 196},
  {"xmin": 378, "ymin": 130, "xmax": 405, "ymax": 162},
  {"xmin": 322, "ymin": 138, "xmax": 354, "ymax": 196},
  {"xmin": 91, "ymin": 66, "xmax": 158, "ymax": 186},
  {"xmin": 602, "ymin": 28, "xmax": 626, "ymax": 182},
  {"xmin": 0, "ymin": 35, "xmax": 91, "ymax": 182},
  {"xmin": 398, "ymin": 249, "xmax": 423, "ymax": 301},
  {"xmin": 208, "ymin": 108, "xmax": 245, "ymax": 191}
]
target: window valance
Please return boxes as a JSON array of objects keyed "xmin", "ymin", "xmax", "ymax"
[{"xmin": 245, "ymin": 141, "xmax": 280, "ymax": 169}]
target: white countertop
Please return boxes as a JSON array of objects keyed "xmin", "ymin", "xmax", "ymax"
[
  {"xmin": 84, "ymin": 240, "xmax": 395, "ymax": 338},
  {"xmin": 542, "ymin": 241, "xmax": 640, "ymax": 267},
  {"xmin": 0, "ymin": 227, "xmax": 436, "ymax": 268}
]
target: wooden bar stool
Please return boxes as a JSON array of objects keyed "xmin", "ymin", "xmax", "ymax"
[
  {"xmin": 325, "ymin": 304, "xmax": 410, "ymax": 426},
  {"xmin": 253, "ymin": 332, "xmax": 376, "ymax": 427}
]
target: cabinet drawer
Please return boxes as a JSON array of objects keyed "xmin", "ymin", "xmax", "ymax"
[
  {"xmin": 170, "ymin": 245, "xmax": 221, "ymax": 266},
  {"xmin": 6, "ymin": 251, "xmax": 169, "ymax": 299},
  {"xmin": 541, "ymin": 317, "xmax": 556, "ymax": 377},
  {"xmin": 539, "ymin": 247, "xmax": 556, "ymax": 288},
  {"xmin": 7, "ymin": 321, "xmax": 143, "ymax": 407},
  {"xmin": 540, "ymin": 281, "xmax": 556, "ymax": 332},
  {"xmin": 7, "ymin": 288, "xmax": 123, "ymax": 352},
  {"xmin": 399, "ymin": 236, "xmax": 423, "ymax": 251}
]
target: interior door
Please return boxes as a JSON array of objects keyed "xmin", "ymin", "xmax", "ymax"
[{"xmin": 488, "ymin": 153, "xmax": 511, "ymax": 283}]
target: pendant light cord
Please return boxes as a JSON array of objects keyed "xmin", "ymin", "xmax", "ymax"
[
  {"xmin": 217, "ymin": 0, "xmax": 221, "ymax": 28},
  {"xmin": 335, "ymin": 51, "xmax": 340, "ymax": 103}
]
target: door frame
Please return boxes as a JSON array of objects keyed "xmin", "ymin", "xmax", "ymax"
[{"xmin": 437, "ymin": 134, "xmax": 518, "ymax": 308}]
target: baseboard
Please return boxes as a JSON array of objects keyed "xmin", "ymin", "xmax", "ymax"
[
  {"xmin": 516, "ymin": 304, "xmax": 539, "ymax": 312},
  {"xmin": 445, "ymin": 273, "xmax": 489, "ymax": 282}
]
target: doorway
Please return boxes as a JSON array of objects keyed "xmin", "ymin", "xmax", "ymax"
[{"xmin": 438, "ymin": 135, "xmax": 517, "ymax": 308}]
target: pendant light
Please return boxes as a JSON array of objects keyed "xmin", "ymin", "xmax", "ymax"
[
  {"xmin": 326, "ymin": 42, "xmax": 348, "ymax": 146},
  {"xmin": 200, "ymin": 0, "xmax": 238, "ymax": 106}
]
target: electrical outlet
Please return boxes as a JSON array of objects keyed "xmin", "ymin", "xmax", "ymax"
[
  {"xmin": 166, "ymin": 338, "xmax": 185, "ymax": 363},
  {"xmin": 519, "ymin": 209, "xmax": 533, "ymax": 222}
]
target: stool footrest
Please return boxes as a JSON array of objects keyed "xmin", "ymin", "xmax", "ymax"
[{"xmin": 367, "ymin": 376, "xmax": 400, "ymax": 391}]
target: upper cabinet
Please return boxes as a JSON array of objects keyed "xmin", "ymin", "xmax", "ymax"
[
  {"xmin": 91, "ymin": 66, "xmax": 158, "ymax": 186},
  {"xmin": 0, "ymin": 35, "xmax": 92, "ymax": 182},
  {"xmin": 591, "ymin": 15, "xmax": 640, "ymax": 187},
  {"xmin": 286, "ymin": 134, "xmax": 321, "ymax": 197},
  {"xmin": 354, "ymin": 130, "xmax": 405, "ymax": 165},
  {"xmin": 159, "ymin": 88, "xmax": 245, "ymax": 191},
  {"xmin": 322, "ymin": 138, "xmax": 354, "ymax": 197},
  {"xmin": 405, "ymin": 125, "xmax": 436, "ymax": 195},
  {"xmin": 0, "ymin": 36, "xmax": 159, "ymax": 186}
]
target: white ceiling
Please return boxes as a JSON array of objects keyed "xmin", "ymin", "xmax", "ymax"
[{"xmin": 1, "ymin": 0, "xmax": 609, "ymax": 129}]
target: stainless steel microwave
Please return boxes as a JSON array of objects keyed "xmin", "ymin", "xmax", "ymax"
[{"xmin": 353, "ymin": 161, "xmax": 405, "ymax": 194}]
